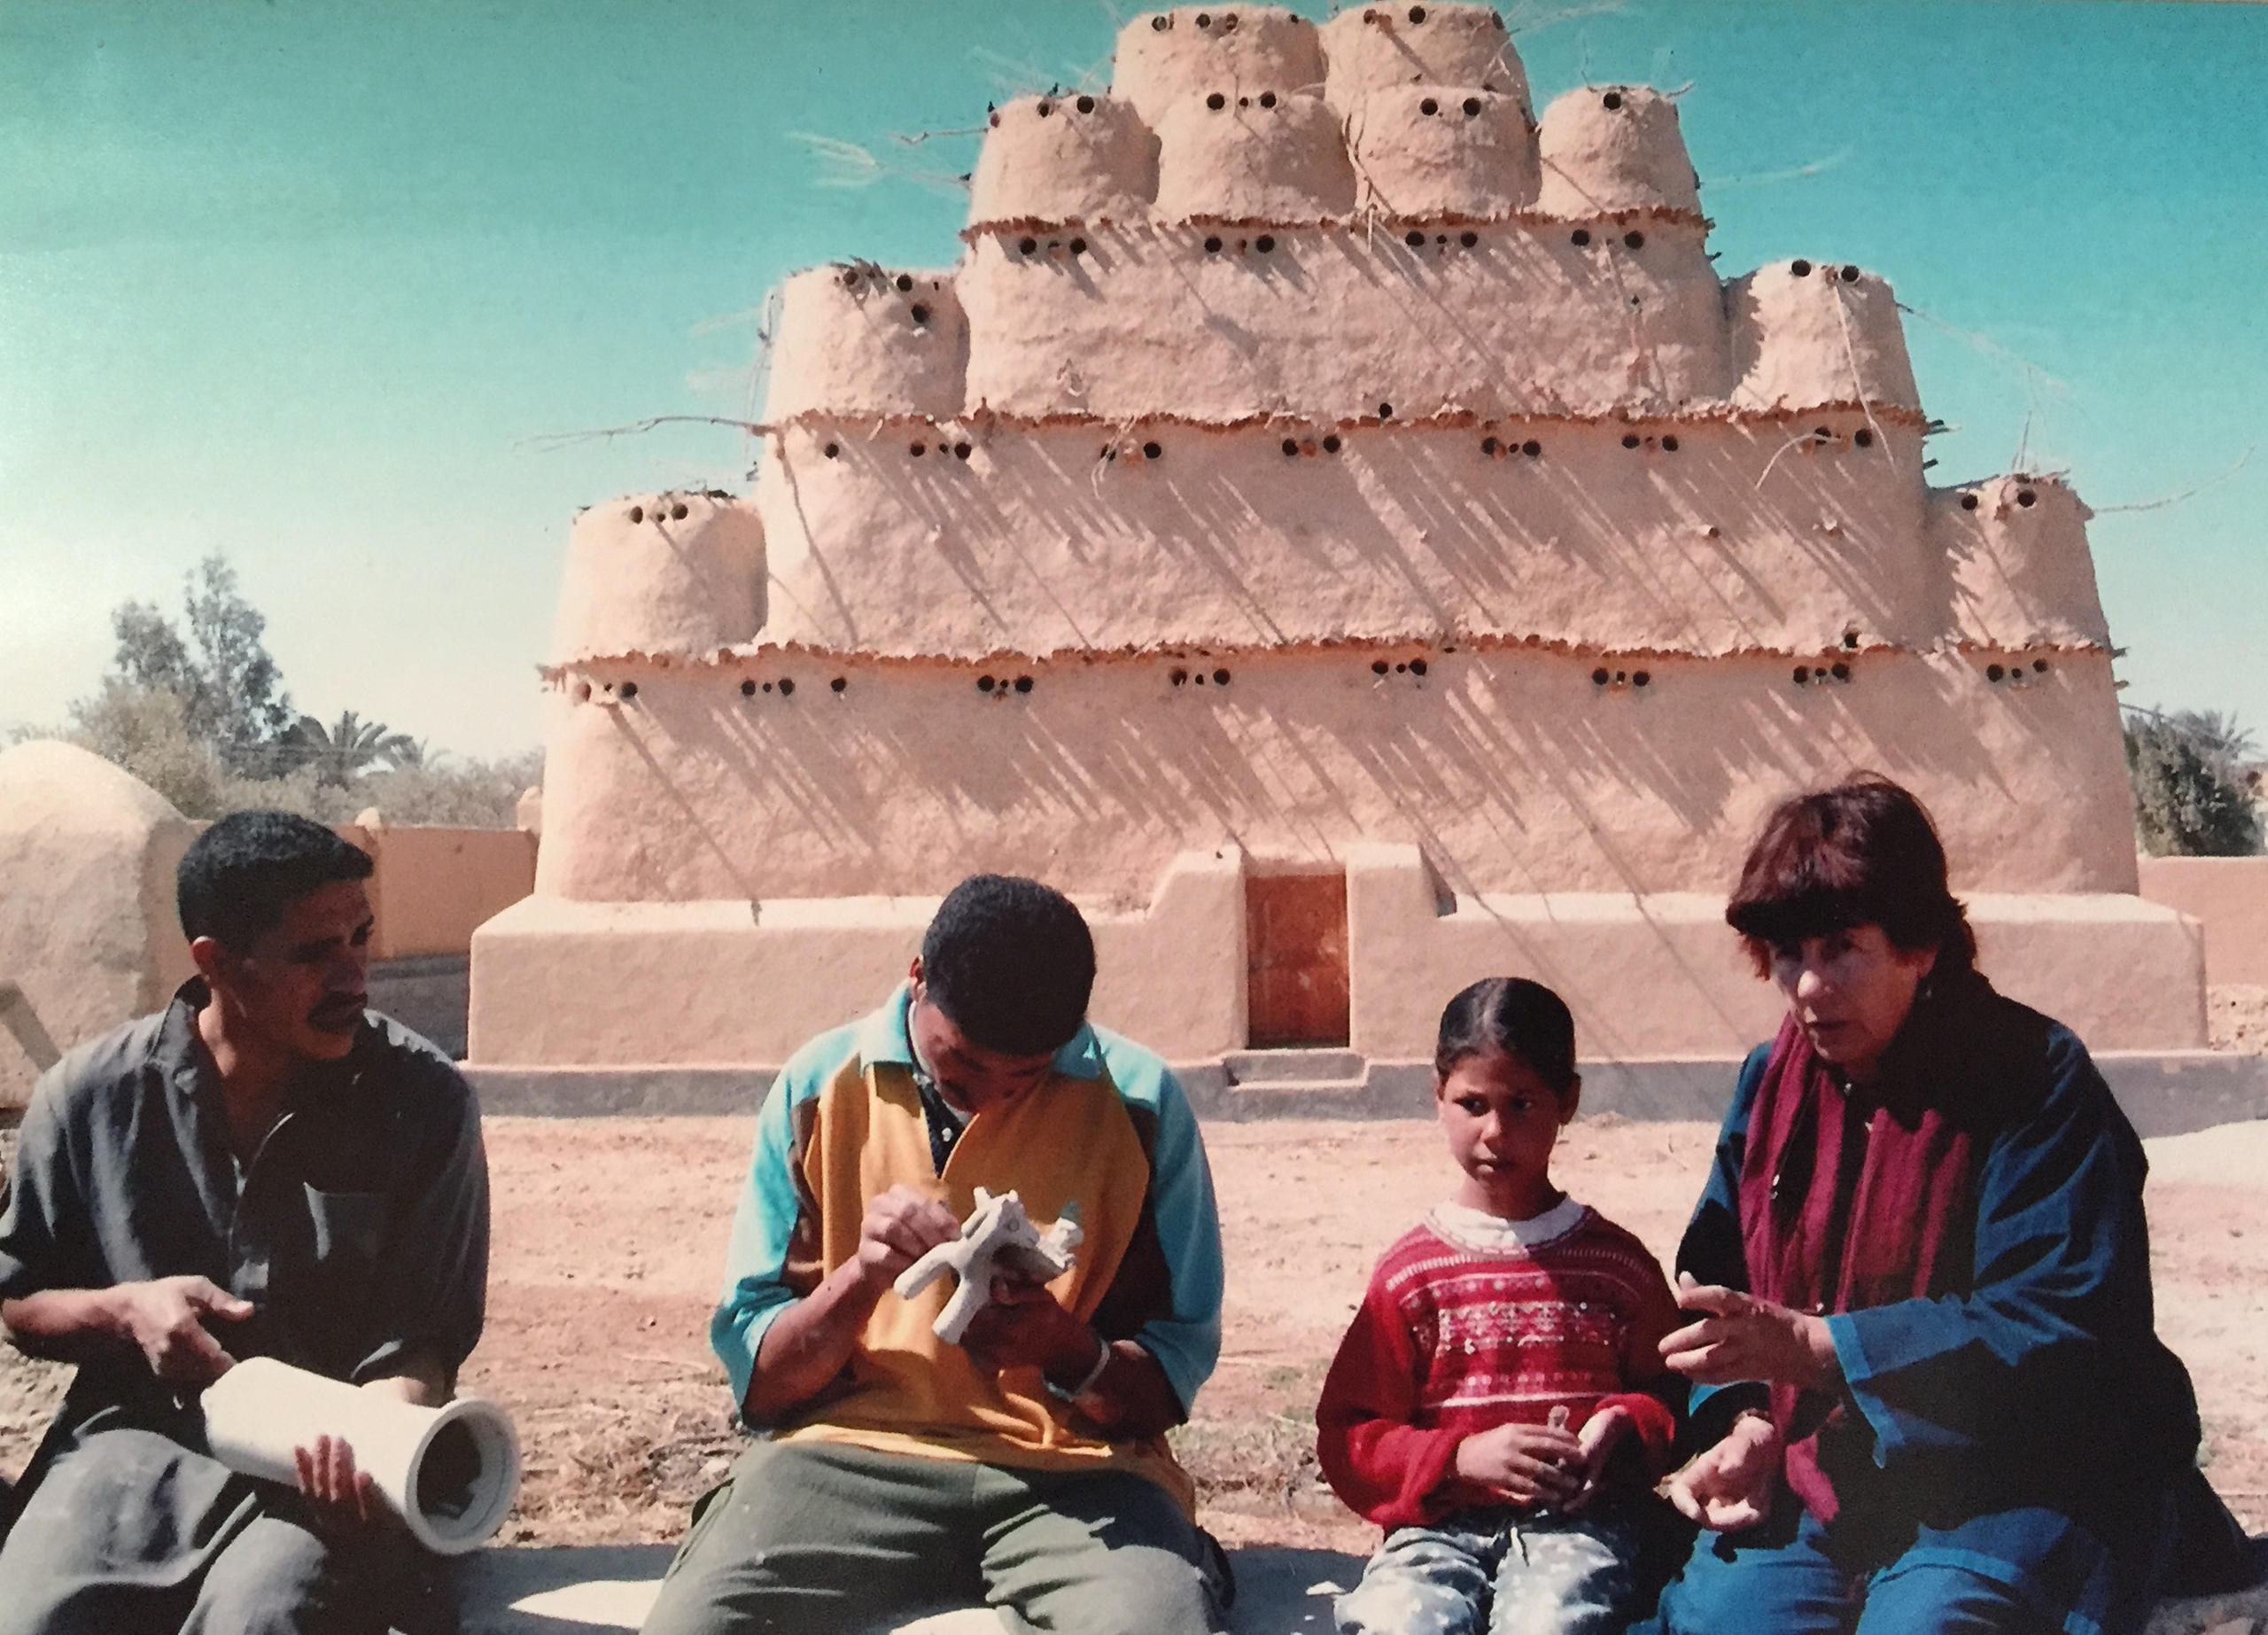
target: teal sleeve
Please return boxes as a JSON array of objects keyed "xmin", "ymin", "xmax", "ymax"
[
  {"xmin": 709, "ymin": 1035, "xmax": 842, "ymax": 1412},
  {"xmin": 1099, "ymin": 1039, "xmax": 1224, "ymax": 1413}
]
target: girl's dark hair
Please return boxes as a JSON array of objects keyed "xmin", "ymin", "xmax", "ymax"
[
  {"xmin": 1726, "ymin": 775, "xmax": 1977, "ymax": 977},
  {"xmin": 1434, "ymin": 977, "xmax": 1579, "ymax": 1095}
]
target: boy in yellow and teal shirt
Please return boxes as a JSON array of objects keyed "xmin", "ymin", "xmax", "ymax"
[{"xmin": 644, "ymin": 876, "xmax": 1227, "ymax": 1635}]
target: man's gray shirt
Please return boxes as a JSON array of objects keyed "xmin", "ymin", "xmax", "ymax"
[{"xmin": 0, "ymin": 978, "xmax": 489, "ymax": 1469}]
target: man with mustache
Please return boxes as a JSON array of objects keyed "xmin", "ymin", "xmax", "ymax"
[{"xmin": 0, "ymin": 811, "xmax": 489, "ymax": 1635}]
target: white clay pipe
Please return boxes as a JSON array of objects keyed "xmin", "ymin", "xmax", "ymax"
[{"xmin": 198, "ymin": 1357, "xmax": 521, "ymax": 1555}]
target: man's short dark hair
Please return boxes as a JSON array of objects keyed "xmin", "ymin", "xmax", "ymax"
[
  {"xmin": 1726, "ymin": 775, "xmax": 1976, "ymax": 977},
  {"xmin": 920, "ymin": 875, "xmax": 1096, "ymax": 1057},
  {"xmin": 178, "ymin": 811, "xmax": 374, "ymax": 953}
]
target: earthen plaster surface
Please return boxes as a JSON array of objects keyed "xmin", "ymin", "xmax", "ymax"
[
  {"xmin": 1347, "ymin": 86, "xmax": 1538, "ymax": 218},
  {"xmin": 0, "ymin": 742, "xmax": 196, "ymax": 1107},
  {"xmin": 339, "ymin": 821, "xmax": 537, "ymax": 962},
  {"xmin": 471, "ymin": 853, "xmax": 2201, "ymax": 1070},
  {"xmin": 1534, "ymin": 85, "xmax": 1700, "ymax": 218},
  {"xmin": 2140, "ymin": 857, "xmax": 2268, "ymax": 988},
  {"xmin": 743, "ymin": 420, "xmax": 2109, "ymax": 664},
  {"xmin": 1726, "ymin": 260, "xmax": 1922, "ymax": 416},
  {"xmin": 1342, "ymin": 845, "xmax": 2201, "ymax": 1060},
  {"xmin": 1109, "ymin": 7, "xmax": 1329, "ymax": 134},
  {"xmin": 763, "ymin": 266, "xmax": 967, "ymax": 423},
  {"xmin": 531, "ymin": 645, "xmax": 2135, "ymax": 908},
  {"xmin": 552, "ymin": 492, "xmax": 765, "ymax": 663},
  {"xmin": 1938, "ymin": 475, "xmax": 2111, "ymax": 649},
  {"xmin": 1153, "ymin": 92, "xmax": 1357, "ymax": 223},
  {"xmin": 953, "ymin": 220, "xmax": 1734, "ymax": 422},
  {"xmin": 1318, "ymin": 4, "xmax": 1531, "ymax": 116},
  {"xmin": 478, "ymin": 849, "xmax": 1246, "ymax": 1068},
  {"xmin": 968, "ymin": 94, "xmax": 1159, "ymax": 231}
]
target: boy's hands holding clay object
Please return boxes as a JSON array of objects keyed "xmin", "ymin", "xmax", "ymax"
[
  {"xmin": 854, "ymin": 1186, "xmax": 962, "ymax": 1295},
  {"xmin": 959, "ymin": 1270, "xmax": 1091, "ymax": 1379}
]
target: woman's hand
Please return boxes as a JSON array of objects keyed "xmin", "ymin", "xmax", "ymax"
[
  {"xmin": 1453, "ymin": 1420, "xmax": 1584, "ymax": 1508},
  {"xmin": 1665, "ymin": 1411, "xmax": 1783, "ymax": 1532},
  {"xmin": 959, "ymin": 1273, "xmax": 1089, "ymax": 1380},
  {"xmin": 1659, "ymin": 1273, "xmax": 1840, "ymax": 1390}
]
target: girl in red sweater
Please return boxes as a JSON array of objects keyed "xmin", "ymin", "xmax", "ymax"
[{"xmin": 1317, "ymin": 977, "xmax": 1683, "ymax": 1635}]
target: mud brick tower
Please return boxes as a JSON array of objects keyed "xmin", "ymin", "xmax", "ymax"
[{"xmin": 472, "ymin": 4, "xmax": 2205, "ymax": 1110}]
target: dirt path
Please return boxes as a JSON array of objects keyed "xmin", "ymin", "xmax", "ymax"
[{"xmin": 4, "ymin": 1113, "xmax": 2264, "ymax": 1551}]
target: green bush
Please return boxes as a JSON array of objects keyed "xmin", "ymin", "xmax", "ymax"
[{"xmin": 2125, "ymin": 710, "xmax": 2264, "ymax": 857}]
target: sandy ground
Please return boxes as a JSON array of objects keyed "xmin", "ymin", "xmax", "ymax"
[{"xmin": 5, "ymin": 1104, "xmax": 2264, "ymax": 1555}]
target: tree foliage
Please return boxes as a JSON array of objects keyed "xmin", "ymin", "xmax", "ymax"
[
  {"xmin": 110, "ymin": 556, "xmax": 296, "ymax": 774},
  {"xmin": 58, "ymin": 681, "xmax": 340, "ymax": 821},
  {"xmin": 288, "ymin": 710, "xmax": 422, "ymax": 789},
  {"xmin": 2125, "ymin": 709, "xmax": 2264, "ymax": 857},
  {"xmin": 23, "ymin": 556, "xmax": 540, "ymax": 828}
]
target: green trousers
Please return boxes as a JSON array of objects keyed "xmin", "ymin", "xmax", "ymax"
[{"xmin": 640, "ymin": 1439, "xmax": 1230, "ymax": 1635}]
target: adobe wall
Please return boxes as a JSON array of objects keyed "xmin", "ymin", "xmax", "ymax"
[
  {"xmin": 532, "ymin": 643, "xmax": 2136, "ymax": 907},
  {"xmin": 748, "ymin": 422, "xmax": 2103, "ymax": 661},
  {"xmin": 821, "ymin": 230, "xmax": 1895, "ymax": 426},
  {"xmin": 1343, "ymin": 845, "xmax": 2202, "ymax": 1056},
  {"xmin": 551, "ymin": 490, "xmax": 765, "ymax": 662},
  {"xmin": 0, "ymin": 743, "xmax": 197, "ymax": 1107},
  {"xmin": 338, "ymin": 823, "xmax": 539, "ymax": 962},
  {"xmin": 471, "ymin": 845, "xmax": 2202, "ymax": 1071},
  {"xmin": 475, "ymin": 849, "xmax": 1246, "ymax": 1068},
  {"xmin": 2140, "ymin": 856, "xmax": 2268, "ymax": 987}
]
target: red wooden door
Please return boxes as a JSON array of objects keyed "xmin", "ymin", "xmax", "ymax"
[{"xmin": 1246, "ymin": 872, "xmax": 1350, "ymax": 1048}]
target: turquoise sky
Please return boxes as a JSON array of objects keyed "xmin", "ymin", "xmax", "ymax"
[{"xmin": 4, "ymin": 0, "xmax": 2263, "ymax": 760}]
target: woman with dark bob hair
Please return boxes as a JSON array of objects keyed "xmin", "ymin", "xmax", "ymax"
[{"xmin": 1636, "ymin": 775, "xmax": 2239, "ymax": 1635}]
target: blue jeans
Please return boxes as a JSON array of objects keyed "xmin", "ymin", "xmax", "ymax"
[
  {"xmin": 1336, "ymin": 1507, "xmax": 1639, "ymax": 1635},
  {"xmin": 1635, "ymin": 1499, "xmax": 2174, "ymax": 1635}
]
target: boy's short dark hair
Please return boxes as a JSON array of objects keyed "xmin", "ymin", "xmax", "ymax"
[
  {"xmin": 1726, "ymin": 775, "xmax": 1976, "ymax": 977},
  {"xmin": 178, "ymin": 811, "xmax": 374, "ymax": 953},
  {"xmin": 1434, "ymin": 977, "xmax": 1580, "ymax": 1094},
  {"xmin": 920, "ymin": 875, "xmax": 1095, "ymax": 1057}
]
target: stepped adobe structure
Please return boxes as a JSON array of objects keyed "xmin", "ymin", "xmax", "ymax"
[{"xmin": 471, "ymin": 4, "xmax": 2207, "ymax": 1107}]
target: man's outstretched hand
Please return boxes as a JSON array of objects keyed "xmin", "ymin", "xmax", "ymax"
[{"xmin": 107, "ymin": 1275, "xmax": 253, "ymax": 1384}]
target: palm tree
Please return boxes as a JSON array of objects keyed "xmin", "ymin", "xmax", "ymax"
[{"xmin": 289, "ymin": 711, "xmax": 407, "ymax": 789}]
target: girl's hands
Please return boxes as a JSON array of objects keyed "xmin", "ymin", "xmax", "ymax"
[
  {"xmin": 1563, "ymin": 1403, "xmax": 1633, "ymax": 1514},
  {"xmin": 1454, "ymin": 1416, "xmax": 1583, "ymax": 1508}
]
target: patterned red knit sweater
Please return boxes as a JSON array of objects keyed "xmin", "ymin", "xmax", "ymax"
[{"xmin": 1316, "ymin": 1200, "xmax": 1682, "ymax": 1529}]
